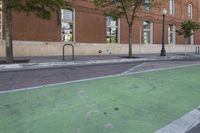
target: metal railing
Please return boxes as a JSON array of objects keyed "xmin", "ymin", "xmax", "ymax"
[{"xmin": 62, "ymin": 43, "xmax": 75, "ymax": 60}]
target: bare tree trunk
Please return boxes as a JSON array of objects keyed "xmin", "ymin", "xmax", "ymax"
[
  {"xmin": 128, "ymin": 25, "xmax": 133, "ymax": 58},
  {"xmin": 4, "ymin": 0, "xmax": 14, "ymax": 63}
]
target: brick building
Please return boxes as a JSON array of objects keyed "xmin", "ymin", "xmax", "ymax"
[{"xmin": 0, "ymin": 0, "xmax": 200, "ymax": 57}]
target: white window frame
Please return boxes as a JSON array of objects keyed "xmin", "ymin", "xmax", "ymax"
[
  {"xmin": 169, "ymin": 0, "xmax": 175, "ymax": 15},
  {"xmin": 106, "ymin": 17, "xmax": 120, "ymax": 44},
  {"xmin": 188, "ymin": 4, "xmax": 193, "ymax": 19},
  {"xmin": 168, "ymin": 24, "xmax": 176, "ymax": 45},
  {"xmin": 143, "ymin": 20, "xmax": 153, "ymax": 45},
  {"xmin": 61, "ymin": 8, "xmax": 75, "ymax": 43}
]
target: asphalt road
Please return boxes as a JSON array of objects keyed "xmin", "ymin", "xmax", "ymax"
[
  {"xmin": 187, "ymin": 123, "xmax": 200, "ymax": 133},
  {"xmin": 0, "ymin": 62, "xmax": 141, "ymax": 91},
  {"xmin": 1, "ymin": 60, "xmax": 200, "ymax": 92}
]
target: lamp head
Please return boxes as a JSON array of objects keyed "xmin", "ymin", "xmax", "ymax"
[{"xmin": 162, "ymin": 8, "xmax": 167, "ymax": 15}]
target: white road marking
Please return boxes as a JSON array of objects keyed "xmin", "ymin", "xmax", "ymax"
[
  {"xmin": 122, "ymin": 62, "xmax": 146, "ymax": 74},
  {"xmin": 0, "ymin": 63, "xmax": 200, "ymax": 94},
  {"xmin": 77, "ymin": 90, "xmax": 96, "ymax": 108},
  {"xmin": 76, "ymin": 90, "xmax": 101, "ymax": 133},
  {"xmin": 155, "ymin": 106, "xmax": 200, "ymax": 133},
  {"xmin": 77, "ymin": 109, "xmax": 101, "ymax": 133}
]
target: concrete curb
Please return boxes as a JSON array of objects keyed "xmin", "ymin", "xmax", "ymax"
[
  {"xmin": 155, "ymin": 106, "xmax": 200, "ymax": 133},
  {"xmin": 0, "ymin": 55, "xmax": 200, "ymax": 72}
]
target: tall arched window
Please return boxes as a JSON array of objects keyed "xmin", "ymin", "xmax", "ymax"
[
  {"xmin": 143, "ymin": 20, "xmax": 153, "ymax": 44},
  {"xmin": 168, "ymin": 24, "xmax": 176, "ymax": 45},
  {"xmin": 188, "ymin": 4, "xmax": 193, "ymax": 19},
  {"xmin": 106, "ymin": 16, "xmax": 119, "ymax": 44},
  {"xmin": 169, "ymin": 0, "xmax": 174, "ymax": 15},
  {"xmin": 61, "ymin": 9, "xmax": 75, "ymax": 42}
]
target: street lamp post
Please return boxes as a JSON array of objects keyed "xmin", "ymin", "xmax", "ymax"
[{"xmin": 160, "ymin": 8, "xmax": 167, "ymax": 56}]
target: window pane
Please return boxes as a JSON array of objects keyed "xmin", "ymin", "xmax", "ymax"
[
  {"xmin": 144, "ymin": 31, "xmax": 151, "ymax": 44},
  {"xmin": 168, "ymin": 25, "xmax": 175, "ymax": 44},
  {"xmin": 188, "ymin": 4, "xmax": 192, "ymax": 19},
  {"xmin": 61, "ymin": 9, "xmax": 73, "ymax": 21},
  {"xmin": 170, "ymin": 33, "xmax": 173, "ymax": 44},
  {"xmin": 62, "ymin": 22, "xmax": 73, "ymax": 42},
  {"xmin": 168, "ymin": 32, "xmax": 174, "ymax": 44},
  {"xmin": 169, "ymin": 0, "xmax": 174, "ymax": 15},
  {"xmin": 144, "ymin": 0, "xmax": 151, "ymax": 11},
  {"xmin": 143, "ymin": 21, "xmax": 150, "ymax": 30},
  {"xmin": 169, "ymin": 25, "xmax": 173, "ymax": 32},
  {"xmin": 143, "ymin": 20, "xmax": 152, "ymax": 44},
  {"xmin": 107, "ymin": 17, "xmax": 118, "ymax": 43},
  {"xmin": 61, "ymin": 9, "xmax": 74, "ymax": 42},
  {"xmin": 107, "ymin": 17, "xmax": 118, "ymax": 27},
  {"xmin": 107, "ymin": 27, "xmax": 118, "ymax": 43}
]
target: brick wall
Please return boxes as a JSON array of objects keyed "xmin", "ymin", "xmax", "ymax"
[
  {"xmin": 3, "ymin": 11, "xmax": 61, "ymax": 42},
  {"xmin": 75, "ymin": 7, "xmax": 106, "ymax": 43},
  {"xmin": 2, "ymin": 0, "xmax": 200, "ymax": 44}
]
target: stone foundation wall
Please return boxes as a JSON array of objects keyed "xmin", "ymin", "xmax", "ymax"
[{"xmin": 0, "ymin": 40, "xmax": 198, "ymax": 57}]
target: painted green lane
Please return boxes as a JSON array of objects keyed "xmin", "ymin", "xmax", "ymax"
[{"xmin": 1, "ymin": 65, "xmax": 200, "ymax": 133}]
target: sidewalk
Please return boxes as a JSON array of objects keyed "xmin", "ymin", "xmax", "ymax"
[{"xmin": 0, "ymin": 53, "xmax": 200, "ymax": 72}]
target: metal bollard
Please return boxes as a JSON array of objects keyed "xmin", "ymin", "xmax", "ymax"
[{"xmin": 195, "ymin": 46, "xmax": 200, "ymax": 55}]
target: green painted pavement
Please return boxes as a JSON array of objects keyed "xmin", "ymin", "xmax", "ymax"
[{"xmin": 1, "ymin": 65, "xmax": 200, "ymax": 133}]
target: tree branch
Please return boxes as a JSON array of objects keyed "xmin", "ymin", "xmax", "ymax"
[{"xmin": 119, "ymin": 0, "xmax": 130, "ymax": 25}]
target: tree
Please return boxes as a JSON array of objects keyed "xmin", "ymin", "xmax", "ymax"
[
  {"xmin": 176, "ymin": 20, "xmax": 200, "ymax": 55},
  {"xmin": 93, "ymin": 0, "xmax": 157, "ymax": 57},
  {"xmin": 176, "ymin": 20, "xmax": 200, "ymax": 43},
  {"xmin": 1, "ymin": 0, "xmax": 66, "ymax": 63}
]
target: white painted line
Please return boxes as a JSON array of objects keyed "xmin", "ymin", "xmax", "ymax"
[
  {"xmin": 122, "ymin": 62, "xmax": 146, "ymax": 74},
  {"xmin": 77, "ymin": 109, "xmax": 101, "ymax": 133},
  {"xmin": 0, "ymin": 63, "xmax": 200, "ymax": 94},
  {"xmin": 155, "ymin": 106, "xmax": 200, "ymax": 133},
  {"xmin": 123, "ymin": 62, "xmax": 200, "ymax": 75}
]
